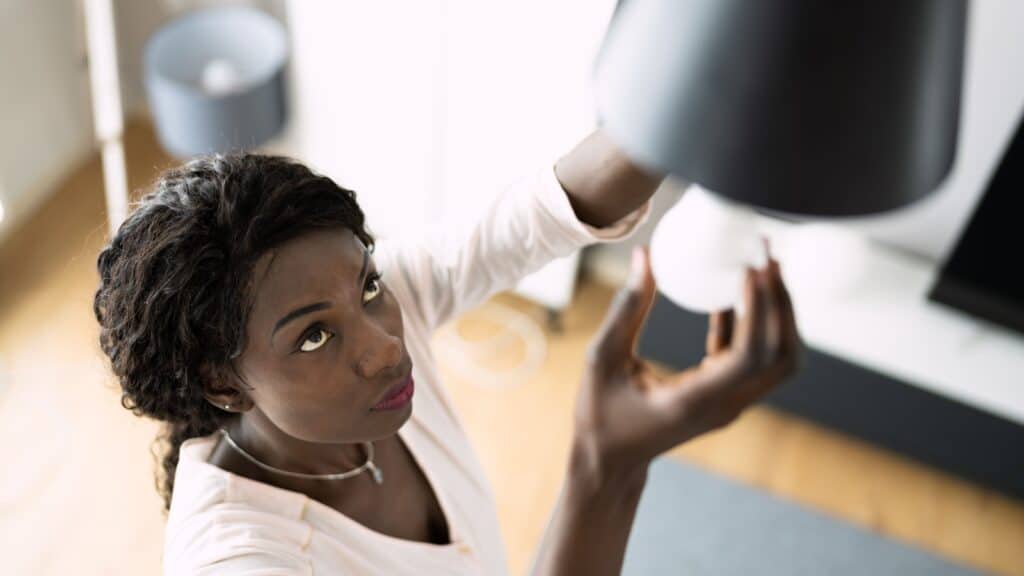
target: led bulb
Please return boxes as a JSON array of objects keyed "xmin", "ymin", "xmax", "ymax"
[{"xmin": 649, "ymin": 185, "xmax": 762, "ymax": 313}]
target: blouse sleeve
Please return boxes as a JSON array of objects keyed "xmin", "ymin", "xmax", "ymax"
[
  {"xmin": 164, "ymin": 495, "xmax": 314, "ymax": 576},
  {"xmin": 187, "ymin": 552, "xmax": 312, "ymax": 576},
  {"xmin": 377, "ymin": 164, "xmax": 652, "ymax": 332}
]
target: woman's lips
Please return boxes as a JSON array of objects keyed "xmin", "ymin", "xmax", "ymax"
[{"xmin": 372, "ymin": 376, "xmax": 414, "ymax": 411}]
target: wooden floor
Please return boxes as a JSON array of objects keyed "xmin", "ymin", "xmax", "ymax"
[{"xmin": 1, "ymin": 121, "xmax": 1021, "ymax": 575}]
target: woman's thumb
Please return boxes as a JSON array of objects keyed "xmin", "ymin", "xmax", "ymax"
[
  {"xmin": 625, "ymin": 246, "xmax": 657, "ymax": 346},
  {"xmin": 588, "ymin": 246, "xmax": 657, "ymax": 374}
]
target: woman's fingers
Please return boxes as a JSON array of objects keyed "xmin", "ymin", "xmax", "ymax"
[
  {"xmin": 586, "ymin": 246, "xmax": 657, "ymax": 383},
  {"xmin": 691, "ymin": 264, "xmax": 777, "ymax": 397},
  {"xmin": 625, "ymin": 246, "xmax": 657, "ymax": 355},
  {"xmin": 772, "ymin": 258, "xmax": 802, "ymax": 375},
  {"xmin": 733, "ymin": 260, "xmax": 801, "ymax": 403},
  {"xmin": 705, "ymin": 308, "xmax": 735, "ymax": 355},
  {"xmin": 762, "ymin": 260, "xmax": 784, "ymax": 367},
  {"xmin": 659, "ymin": 257, "xmax": 804, "ymax": 439},
  {"xmin": 732, "ymin": 267, "xmax": 770, "ymax": 370}
]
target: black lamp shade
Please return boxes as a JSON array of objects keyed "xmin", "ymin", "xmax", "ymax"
[{"xmin": 595, "ymin": 0, "xmax": 968, "ymax": 216}]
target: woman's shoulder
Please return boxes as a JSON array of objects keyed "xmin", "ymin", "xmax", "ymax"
[
  {"xmin": 164, "ymin": 436, "xmax": 315, "ymax": 574},
  {"xmin": 163, "ymin": 505, "xmax": 312, "ymax": 575},
  {"xmin": 164, "ymin": 525, "xmax": 312, "ymax": 575}
]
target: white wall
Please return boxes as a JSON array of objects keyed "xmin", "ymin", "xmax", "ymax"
[
  {"xmin": 281, "ymin": 1, "xmax": 446, "ymax": 239},
  {"xmin": 441, "ymin": 2, "xmax": 616, "ymax": 221},
  {"xmin": 840, "ymin": 0, "xmax": 1024, "ymax": 262},
  {"xmin": 282, "ymin": 1, "xmax": 618, "ymax": 309},
  {"xmin": 284, "ymin": 0, "xmax": 623, "ymax": 238},
  {"xmin": 0, "ymin": 0, "xmax": 93, "ymax": 241}
]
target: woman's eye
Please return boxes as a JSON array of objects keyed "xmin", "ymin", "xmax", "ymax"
[
  {"xmin": 363, "ymin": 273, "xmax": 383, "ymax": 304},
  {"xmin": 299, "ymin": 328, "xmax": 333, "ymax": 352}
]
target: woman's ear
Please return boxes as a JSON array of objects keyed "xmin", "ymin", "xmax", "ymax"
[{"xmin": 200, "ymin": 362, "xmax": 253, "ymax": 414}]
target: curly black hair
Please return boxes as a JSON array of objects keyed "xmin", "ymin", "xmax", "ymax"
[{"xmin": 93, "ymin": 154, "xmax": 374, "ymax": 510}]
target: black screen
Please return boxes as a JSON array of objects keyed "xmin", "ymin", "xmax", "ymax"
[{"xmin": 929, "ymin": 113, "xmax": 1024, "ymax": 335}]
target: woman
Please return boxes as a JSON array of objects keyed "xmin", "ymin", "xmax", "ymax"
[{"xmin": 94, "ymin": 130, "xmax": 799, "ymax": 575}]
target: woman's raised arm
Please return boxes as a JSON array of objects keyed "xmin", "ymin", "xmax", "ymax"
[{"xmin": 555, "ymin": 129, "xmax": 664, "ymax": 229}]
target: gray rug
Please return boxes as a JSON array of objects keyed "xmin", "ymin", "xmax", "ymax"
[{"xmin": 622, "ymin": 459, "xmax": 991, "ymax": 575}]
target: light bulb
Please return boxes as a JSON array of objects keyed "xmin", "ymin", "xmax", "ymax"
[{"xmin": 649, "ymin": 185, "xmax": 762, "ymax": 313}]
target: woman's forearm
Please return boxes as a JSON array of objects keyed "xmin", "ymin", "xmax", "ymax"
[
  {"xmin": 530, "ymin": 443, "xmax": 649, "ymax": 576},
  {"xmin": 554, "ymin": 129, "xmax": 665, "ymax": 228}
]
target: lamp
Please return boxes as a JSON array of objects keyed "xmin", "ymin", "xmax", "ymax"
[
  {"xmin": 596, "ymin": 0, "xmax": 968, "ymax": 312},
  {"xmin": 595, "ymin": 0, "xmax": 968, "ymax": 216},
  {"xmin": 144, "ymin": 6, "xmax": 288, "ymax": 158}
]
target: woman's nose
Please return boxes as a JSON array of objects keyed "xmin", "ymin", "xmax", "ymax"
[{"xmin": 356, "ymin": 328, "xmax": 403, "ymax": 380}]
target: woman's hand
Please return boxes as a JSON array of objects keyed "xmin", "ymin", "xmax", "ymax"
[
  {"xmin": 573, "ymin": 245, "xmax": 801, "ymax": 475},
  {"xmin": 532, "ymin": 244, "xmax": 800, "ymax": 576}
]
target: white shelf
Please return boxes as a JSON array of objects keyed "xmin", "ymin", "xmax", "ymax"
[{"xmin": 758, "ymin": 216, "xmax": 1024, "ymax": 425}]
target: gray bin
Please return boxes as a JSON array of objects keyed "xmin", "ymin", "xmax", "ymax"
[{"xmin": 144, "ymin": 6, "xmax": 288, "ymax": 158}]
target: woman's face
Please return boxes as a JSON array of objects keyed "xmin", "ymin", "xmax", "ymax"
[{"xmin": 229, "ymin": 227, "xmax": 412, "ymax": 443}]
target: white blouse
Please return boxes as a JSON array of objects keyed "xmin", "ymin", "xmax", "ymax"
[{"xmin": 163, "ymin": 165, "xmax": 651, "ymax": 575}]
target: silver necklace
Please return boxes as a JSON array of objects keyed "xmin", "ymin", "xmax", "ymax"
[{"xmin": 218, "ymin": 428, "xmax": 383, "ymax": 484}]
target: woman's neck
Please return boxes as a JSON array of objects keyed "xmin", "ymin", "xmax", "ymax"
[{"xmin": 225, "ymin": 409, "xmax": 374, "ymax": 480}]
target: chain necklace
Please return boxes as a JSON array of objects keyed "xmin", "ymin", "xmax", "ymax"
[{"xmin": 218, "ymin": 428, "xmax": 383, "ymax": 484}]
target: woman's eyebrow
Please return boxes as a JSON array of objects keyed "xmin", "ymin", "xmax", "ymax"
[
  {"xmin": 269, "ymin": 247, "xmax": 369, "ymax": 341},
  {"xmin": 272, "ymin": 302, "xmax": 332, "ymax": 339}
]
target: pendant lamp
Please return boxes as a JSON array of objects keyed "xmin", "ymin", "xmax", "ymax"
[{"xmin": 595, "ymin": 0, "xmax": 968, "ymax": 216}]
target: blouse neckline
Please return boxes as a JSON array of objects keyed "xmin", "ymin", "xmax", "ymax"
[{"xmin": 179, "ymin": 418, "xmax": 462, "ymax": 552}]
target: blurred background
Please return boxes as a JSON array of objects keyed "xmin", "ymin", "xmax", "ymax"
[{"xmin": 0, "ymin": 0, "xmax": 1022, "ymax": 574}]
